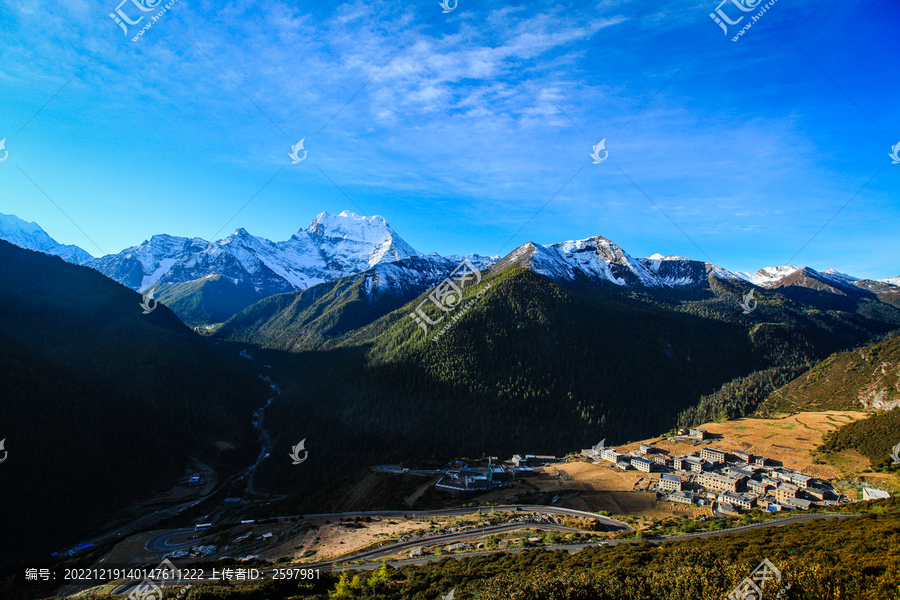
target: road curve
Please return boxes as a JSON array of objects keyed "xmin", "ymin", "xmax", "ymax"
[{"xmin": 145, "ymin": 528, "xmax": 202, "ymax": 553}]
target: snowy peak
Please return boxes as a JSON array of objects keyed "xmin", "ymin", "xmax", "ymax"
[
  {"xmin": 306, "ymin": 211, "xmax": 392, "ymax": 244},
  {"xmin": 736, "ymin": 266, "xmax": 800, "ymax": 287},
  {"xmin": 89, "ymin": 210, "xmax": 425, "ymax": 298},
  {"xmin": 0, "ymin": 212, "xmax": 93, "ymax": 265},
  {"xmin": 495, "ymin": 236, "xmax": 740, "ymax": 289}
]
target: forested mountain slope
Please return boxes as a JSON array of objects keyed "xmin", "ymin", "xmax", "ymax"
[
  {"xmin": 756, "ymin": 334, "xmax": 900, "ymax": 416},
  {"xmin": 0, "ymin": 241, "xmax": 269, "ymax": 565},
  {"xmin": 234, "ymin": 264, "xmax": 900, "ymax": 502}
]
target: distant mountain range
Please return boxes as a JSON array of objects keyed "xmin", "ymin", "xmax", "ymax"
[{"xmin": 2, "ymin": 210, "xmax": 898, "ymax": 325}]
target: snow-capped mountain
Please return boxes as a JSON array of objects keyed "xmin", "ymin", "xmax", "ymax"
[
  {"xmin": 90, "ymin": 211, "xmax": 426, "ymax": 295},
  {"xmin": 491, "ymin": 236, "xmax": 741, "ymax": 288},
  {"xmin": 734, "ymin": 265, "xmax": 898, "ymax": 297},
  {"xmin": 0, "ymin": 212, "xmax": 93, "ymax": 265}
]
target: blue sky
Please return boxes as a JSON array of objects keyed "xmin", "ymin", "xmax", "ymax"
[{"xmin": 1, "ymin": 0, "xmax": 897, "ymax": 278}]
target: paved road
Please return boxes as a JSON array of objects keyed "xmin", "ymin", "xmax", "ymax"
[
  {"xmin": 112, "ymin": 512, "xmax": 860, "ymax": 596},
  {"xmin": 300, "ymin": 505, "xmax": 632, "ymax": 532},
  {"xmin": 145, "ymin": 528, "xmax": 200, "ymax": 553},
  {"xmin": 340, "ymin": 522, "xmax": 585, "ymax": 562}
]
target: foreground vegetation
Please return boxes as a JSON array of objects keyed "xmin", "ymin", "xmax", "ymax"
[{"xmin": 27, "ymin": 498, "xmax": 898, "ymax": 600}]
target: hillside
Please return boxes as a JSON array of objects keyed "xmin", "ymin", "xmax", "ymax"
[
  {"xmin": 757, "ymin": 334, "xmax": 900, "ymax": 416},
  {"xmin": 0, "ymin": 241, "xmax": 269, "ymax": 565},
  {"xmin": 147, "ymin": 274, "xmax": 265, "ymax": 326},
  {"xmin": 216, "ymin": 264, "xmax": 899, "ymax": 507}
]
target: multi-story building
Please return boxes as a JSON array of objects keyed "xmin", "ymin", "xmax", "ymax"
[
  {"xmin": 775, "ymin": 482, "xmax": 800, "ymax": 504},
  {"xmin": 720, "ymin": 491, "xmax": 757, "ymax": 510},
  {"xmin": 631, "ymin": 457, "xmax": 654, "ymax": 473},
  {"xmin": 789, "ymin": 473, "xmax": 812, "ymax": 488},
  {"xmin": 747, "ymin": 479, "xmax": 770, "ymax": 495},
  {"xmin": 689, "ymin": 428, "xmax": 708, "ymax": 440},
  {"xmin": 616, "ymin": 460, "xmax": 632, "ymax": 470},
  {"xmin": 638, "ymin": 444, "xmax": 657, "ymax": 455},
  {"xmin": 700, "ymin": 447, "xmax": 727, "ymax": 464},
  {"xmin": 732, "ymin": 450, "xmax": 754, "ymax": 463},
  {"xmin": 698, "ymin": 472, "xmax": 746, "ymax": 493},
  {"xmin": 659, "ymin": 473, "xmax": 682, "ymax": 492},
  {"xmin": 600, "ymin": 448, "xmax": 620, "ymax": 463},
  {"xmin": 754, "ymin": 456, "xmax": 775, "ymax": 467},
  {"xmin": 652, "ymin": 455, "xmax": 670, "ymax": 467},
  {"xmin": 685, "ymin": 457, "xmax": 706, "ymax": 473}
]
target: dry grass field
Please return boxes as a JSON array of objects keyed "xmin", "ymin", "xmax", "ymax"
[{"xmin": 616, "ymin": 411, "xmax": 871, "ymax": 478}]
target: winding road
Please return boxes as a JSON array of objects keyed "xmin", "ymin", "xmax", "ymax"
[{"xmin": 112, "ymin": 511, "xmax": 860, "ymax": 596}]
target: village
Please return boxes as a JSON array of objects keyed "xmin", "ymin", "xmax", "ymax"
[{"xmin": 430, "ymin": 418, "xmax": 892, "ymax": 518}]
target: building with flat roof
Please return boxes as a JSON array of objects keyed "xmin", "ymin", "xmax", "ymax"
[
  {"xmin": 653, "ymin": 455, "xmax": 670, "ymax": 466},
  {"xmin": 732, "ymin": 450, "xmax": 754, "ymax": 463},
  {"xmin": 754, "ymin": 456, "xmax": 775, "ymax": 467},
  {"xmin": 685, "ymin": 457, "xmax": 706, "ymax": 473},
  {"xmin": 525, "ymin": 454, "xmax": 557, "ymax": 466},
  {"xmin": 718, "ymin": 502, "xmax": 741, "ymax": 516},
  {"xmin": 616, "ymin": 460, "xmax": 632, "ymax": 470},
  {"xmin": 631, "ymin": 457, "xmax": 654, "ymax": 472},
  {"xmin": 669, "ymin": 491, "xmax": 694, "ymax": 504},
  {"xmin": 789, "ymin": 473, "xmax": 813, "ymax": 488},
  {"xmin": 436, "ymin": 472, "xmax": 491, "ymax": 493},
  {"xmin": 747, "ymin": 479, "xmax": 770, "ymax": 495},
  {"xmin": 600, "ymin": 448, "xmax": 620, "ymax": 463},
  {"xmin": 659, "ymin": 473, "xmax": 682, "ymax": 492},
  {"xmin": 689, "ymin": 428, "xmax": 708, "ymax": 440},
  {"xmin": 720, "ymin": 492, "xmax": 757, "ymax": 510},
  {"xmin": 700, "ymin": 447, "xmax": 727, "ymax": 463},
  {"xmin": 698, "ymin": 472, "xmax": 745, "ymax": 493},
  {"xmin": 638, "ymin": 444, "xmax": 657, "ymax": 455},
  {"xmin": 775, "ymin": 482, "xmax": 800, "ymax": 504}
]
